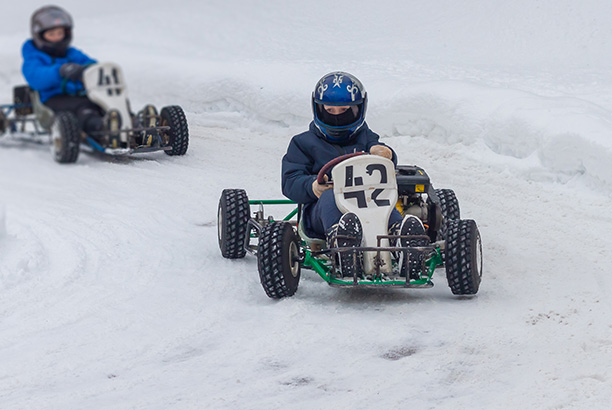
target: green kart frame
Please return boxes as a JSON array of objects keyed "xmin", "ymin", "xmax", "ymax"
[
  {"xmin": 217, "ymin": 165, "xmax": 483, "ymax": 299},
  {"xmin": 246, "ymin": 199, "xmax": 442, "ymax": 287}
]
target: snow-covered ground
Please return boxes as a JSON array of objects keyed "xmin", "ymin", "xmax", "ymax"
[{"xmin": 1, "ymin": 1, "xmax": 612, "ymax": 409}]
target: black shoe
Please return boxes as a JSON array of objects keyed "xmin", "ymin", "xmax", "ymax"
[
  {"xmin": 327, "ymin": 212, "xmax": 363, "ymax": 278},
  {"xmin": 395, "ymin": 215, "xmax": 429, "ymax": 278},
  {"xmin": 83, "ymin": 114, "xmax": 104, "ymax": 143},
  {"xmin": 396, "ymin": 215, "xmax": 427, "ymax": 245},
  {"xmin": 104, "ymin": 109, "xmax": 122, "ymax": 148}
]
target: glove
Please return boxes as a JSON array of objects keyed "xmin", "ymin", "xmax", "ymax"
[
  {"xmin": 312, "ymin": 174, "xmax": 332, "ymax": 198},
  {"xmin": 369, "ymin": 145, "xmax": 393, "ymax": 159},
  {"xmin": 59, "ymin": 63, "xmax": 86, "ymax": 82}
]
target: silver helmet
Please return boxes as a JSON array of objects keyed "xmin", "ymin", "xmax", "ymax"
[{"xmin": 31, "ymin": 5, "xmax": 73, "ymax": 57}]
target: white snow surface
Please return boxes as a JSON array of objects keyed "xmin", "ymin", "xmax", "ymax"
[{"xmin": 1, "ymin": 1, "xmax": 612, "ymax": 409}]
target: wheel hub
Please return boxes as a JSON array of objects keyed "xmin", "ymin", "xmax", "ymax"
[{"xmin": 289, "ymin": 241, "xmax": 299, "ymax": 277}]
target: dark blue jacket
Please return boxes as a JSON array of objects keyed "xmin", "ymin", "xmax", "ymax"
[
  {"xmin": 281, "ymin": 122, "xmax": 397, "ymax": 204},
  {"xmin": 21, "ymin": 39, "xmax": 96, "ymax": 103}
]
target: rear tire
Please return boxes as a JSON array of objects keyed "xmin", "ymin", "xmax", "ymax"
[
  {"xmin": 51, "ymin": 111, "xmax": 80, "ymax": 164},
  {"xmin": 160, "ymin": 105, "xmax": 189, "ymax": 156},
  {"xmin": 0, "ymin": 109, "xmax": 7, "ymax": 134},
  {"xmin": 435, "ymin": 188, "xmax": 460, "ymax": 240},
  {"xmin": 434, "ymin": 188, "xmax": 460, "ymax": 265},
  {"xmin": 445, "ymin": 219, "xmax": 482, "ymax": 295},
  {"xmin": 258, "ymin": 222, "xmax": 301, "ymax": 299},
  {"xmin": 218, "ymin": 189, "xmax": 250, "ymax": 259}
]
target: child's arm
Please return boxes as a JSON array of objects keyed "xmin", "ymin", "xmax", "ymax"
[
  {"xmin": 22, "ymin": 53, "xmax": 63, "ymax": 92},
  {"xmin": 281, "ymin": 139, "xmax": 319, "ymax": 204}
]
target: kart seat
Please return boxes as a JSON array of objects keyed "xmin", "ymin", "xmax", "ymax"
[
  {"xmin": 297, "ymin": 210, "xmax": 327, "ymax": 250},
  {"xmin": 29, "ymin": 90, "xmax": 54, "ymax": 131}
]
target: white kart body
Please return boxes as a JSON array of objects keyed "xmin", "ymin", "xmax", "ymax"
[
  {"xmin": 82, "ymin": 62, "xmax": 132, "ymax": 143},
  {"xmin": 331, "ymin": 155, "xmax": 398, "ymax": 274}
]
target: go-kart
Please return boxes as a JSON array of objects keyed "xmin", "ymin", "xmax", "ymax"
[
  {"xmin": 0, "ymin": 62, "xmax": 189, "ymax": 163},
  {"xmin": 218, "ymin": 152, "xmax": 483, "ymax": 299}
]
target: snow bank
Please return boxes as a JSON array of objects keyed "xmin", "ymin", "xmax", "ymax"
[
  {"xmin": 367, "ymin": 81, "xmax": 612, "ymax": 191},
  {"xmin": 171, "ymin": 76, "xmax": 612, "ymax": 193},
  {"xmin": 77, "ymin": 0, "xmax": 612, "ymax": 71},
  {"xmin": 3, "ymin": 0, "xmax": 612, "ymax": 193}
]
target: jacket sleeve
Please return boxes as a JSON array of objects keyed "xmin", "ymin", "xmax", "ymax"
[
  {"xmin": 21, "ymin": 43, "xmax": 63, "ymax": 91},
  {"xmin": 365, "ymin": 129, "xmax": 398, "ymax": 166},
  {"xmin": 281, "ymin": 138, "xmax": 319, "ymax": 204}
]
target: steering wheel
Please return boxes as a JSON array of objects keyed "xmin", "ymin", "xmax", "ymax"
[{"xmin": 316, "ymin": 152, "xmax": 367, "ymax": 184}]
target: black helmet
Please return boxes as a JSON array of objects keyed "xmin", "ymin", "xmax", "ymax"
[
  {"xmin": 31, "ymin": 5, "xmax": 73, "ymax": 57},
  {"xmin": 312, "ymin": 71, "xmax": 367, "ymax": 143}
]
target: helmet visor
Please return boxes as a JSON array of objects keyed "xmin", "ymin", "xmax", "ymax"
[{"xmin": 315, "ymin": 103, "xmax": 362, "ymax": 128}]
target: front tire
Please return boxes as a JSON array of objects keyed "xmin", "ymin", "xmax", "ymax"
[
  {"xmin": 445, "ymin": 219, "xmax": 482, "ymax": 295},
  {"xmin": 160, "ymin": 105, "xmax": 189, "ymax": 156},
  {"xmin": 218, "ymin": 189, "xmax": 250, "ymax": 259},
  {"xmin": 258, "ymin": 222, "xmax": 301, "ymax": 299},
  {"xmin": 51, "ymin": 111, "xmax": 80, "ymax": 164}
]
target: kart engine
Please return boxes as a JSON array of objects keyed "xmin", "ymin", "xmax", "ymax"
[
  {"xmin": 396, "ymin": 165, "xmax": 442, "ymax": 241},
  {"xmin": 400, "ymin": 193, "xmax": 429, "ymax": 221}
]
